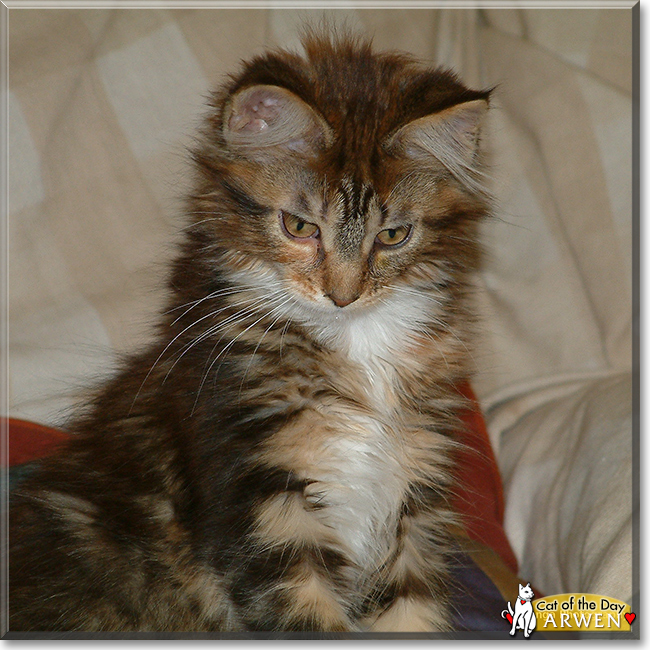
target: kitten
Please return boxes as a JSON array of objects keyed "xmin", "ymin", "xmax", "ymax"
[{"xmin": 9, "ymin": 33, "xmax": 491, "ymax": 632}]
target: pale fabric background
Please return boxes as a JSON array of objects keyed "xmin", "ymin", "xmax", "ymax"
[{"xmin": 6, "ymin": 7, "xmax": 635, "ymax": 605}]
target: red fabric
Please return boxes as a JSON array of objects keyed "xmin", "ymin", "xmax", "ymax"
[
  {"xmin": 453, "ymin": 382, "xmax": 518, "ymax": 574},
  {"xmin": 3, "ymin": 418, "xmax": 70, "ymax": 466},
  {"xmin": 4, "ymin": 387, "xmax": 518, "ymax": 574}
]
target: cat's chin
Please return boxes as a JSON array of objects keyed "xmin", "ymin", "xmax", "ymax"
[
  {"xmin": 222, "ymin": 259, "xmax": 437, "ymax": 354},
  {"xmin": 281, "ymin": 292, "xmax": 367, "ymax": 327},
  {"xmin": 224, "ymin": 260, "xmax": 374, "ymax": 321},
  {"xmin": 286, "ymin": 286, "xmax": 439, "ymax": 362}
]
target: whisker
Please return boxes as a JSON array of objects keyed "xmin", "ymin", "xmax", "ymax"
[
  {"xmin": 192, "ymin": 297, "xmax": 293, "ymax": 415},
  {"xmin": 388, "ymin": 284, "xmax": 443, "ymax": 308},
  {"xmin": 165, "ymin": 286, "xmax": 250, "ymax": 314},
  {"xmin": 180, "ymin": 217, "xmax": 222, "ymax": 231},
  {"xmin": 209, "ymin": 296, "xmax": 292, "ymax": 379},
  {"xmin": 133, "ymin": 289, "xmax": 285, "ymax": 409},
  {"xmin": 162, "ymin": 291, "xmax": 286, "ymax": 383},
  {"xmin": 170, "ymin": 286, "xmax": 254, "ymax": 324},
  {"xmin": 129, "ymin": 304, "xmax": 243, "ymax": 413},
  {"xmin": 279, "ymin": 316, "xmax": 293, "ymax": 360},
  {"xmin": 237, "ymin": 302, "xmax": 292, "ymax": 397},
  {"xmin": 413, "ymin": 327, "xmax": 451, "ymax": 370}
]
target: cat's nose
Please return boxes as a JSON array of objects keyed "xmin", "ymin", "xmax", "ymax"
[{"xmin": 327, "ymin": 291, "xmax": 359, "ymax": 308}]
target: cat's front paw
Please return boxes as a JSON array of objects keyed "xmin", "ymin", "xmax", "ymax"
[{"xmin": 368, "ymin": 597, "xmax": 449, "ymax": 632}]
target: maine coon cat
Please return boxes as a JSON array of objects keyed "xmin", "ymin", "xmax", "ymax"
[{"xmin": 9, "ymin": 33, "xmax": 491, "ymax": 632}]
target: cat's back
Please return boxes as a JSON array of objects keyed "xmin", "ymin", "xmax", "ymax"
[{"xmin": 8, "ymin": 358, "xmax": 237, "ymax": 631}]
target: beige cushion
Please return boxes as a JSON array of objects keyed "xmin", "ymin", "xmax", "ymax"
[{"xmin": 489, "ymin": 372, "xmax": 633, "ymax": 601}]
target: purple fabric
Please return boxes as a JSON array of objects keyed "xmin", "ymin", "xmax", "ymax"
[{"xmin": 448, "ymin": 550, "xmax": 513, "ymax": 633}]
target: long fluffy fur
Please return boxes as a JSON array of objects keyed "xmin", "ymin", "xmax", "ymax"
[{"xmin": 9, "ymin": 33, "xmax": 491, "ymax": 632}]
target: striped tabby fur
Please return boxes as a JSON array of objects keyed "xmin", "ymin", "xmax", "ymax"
[{"xmin": 9, "ymin": 33, "xmax": 491, "ymax": 632}]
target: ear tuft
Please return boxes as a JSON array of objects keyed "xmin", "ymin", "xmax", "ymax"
[
  {"xmin": 386, "ymin": 98, "xmax": 489, "ymax": 191},
  {"xmin": 438, "ymin": 99, "xmax": 488, "ymax": 159},
  {"xmin": 224, "ymin": 85, "xmax": 331, "ymax": 156}
]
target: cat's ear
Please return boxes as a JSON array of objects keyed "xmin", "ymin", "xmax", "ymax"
[
  {"xmin": 223, "ymin": 85, "xmax": 332, "ymax": 157},
  {"xmin": 386, "ymin": 99, "xmax": 488, "ymax": 179}
]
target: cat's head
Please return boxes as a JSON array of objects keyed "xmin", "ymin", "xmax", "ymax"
[
  {"xmin": 518, "ymin": 583, "xmax": 534, "ymax": 600},
  {"xmin": 189, "ymin": 34, "xmax": 491, "ymax": 348}
]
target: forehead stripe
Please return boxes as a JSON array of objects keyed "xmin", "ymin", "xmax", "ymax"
[
  {"xmin": 360, "ymin": 186, "xmax": 374, "ymax": 217},
  {"xmin": 339, "ymin": 181, "xmax": 352, "ymax": 215},
  {"xmin": 335, "ymin": 180, "xmax": 375, "ymax": 256},
  {"xmin": 338, "ymin": 181, "xmax": 374, "ymax": 220}
]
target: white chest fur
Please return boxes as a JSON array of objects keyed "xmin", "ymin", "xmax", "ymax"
[
  {"xmin": 295, "ymin": 292, "xmax": 433, "ymax": 570},
  {"xmin": 307, "ymin": 416, "xmax": 407, "ymax": 570},
  {"xmin": 307, "ymin": 349, "xmax": 414, "ymax": 572}
]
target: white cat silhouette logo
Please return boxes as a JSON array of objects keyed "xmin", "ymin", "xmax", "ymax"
[{"xmin": 501, "ymin": 583, "xmax": 537, "ymax": 637}]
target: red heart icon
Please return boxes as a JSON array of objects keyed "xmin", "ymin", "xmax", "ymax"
[
  {"xmin": 505, "ymin": 612, "xmax": 513, "ymax": 624},
  {"xmin": 625, "ymin": 613, "xmax": 636, "ymax": 625},
  {"xmin": 520, "ymin": 599, "xmax": 526, "ymax": 604}
]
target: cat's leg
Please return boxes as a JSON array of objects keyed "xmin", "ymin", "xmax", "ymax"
[
  {"xmin": 228, "ymin": 490, "xmax": 358, "ymax": 631},
  {"xmin": 10, "ymin": 486, "xmax": 239, "ymax": 632},
  {"xmin": 367, "ymin": 511, "xmax": 452, "ymax": 632},
  {"xmin": 523, "ymin": 610, "xmax": 534, "ymax": 638},
  {"xmin": 509, "ymin": 612, "xmax": 519, "ymax": 636}
]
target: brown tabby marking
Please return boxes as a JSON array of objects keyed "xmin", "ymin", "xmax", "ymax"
[{"xmin": 9, "ymin": 32, "xmax": 491, "ymax": 633}]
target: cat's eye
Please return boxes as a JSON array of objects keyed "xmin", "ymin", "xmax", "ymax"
[
  {"xmin": 280, "ymin": 211, "xmax": 319, "ymax": 239},
  {"xmin": 375, "ymin": 225, "xmax": 412, "ymax": 247}
]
